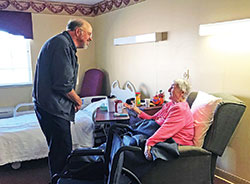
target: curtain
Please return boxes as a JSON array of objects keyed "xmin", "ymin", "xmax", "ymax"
[{"xmin": 0, "ymin": 10, "xmax": 33, "ymax": 39}]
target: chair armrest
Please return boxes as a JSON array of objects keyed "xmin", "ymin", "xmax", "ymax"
[
  {"xmin": 178, "ymin": 146, "xmax": 211, "ymax": 157},
  {"xmin": 70, "ymin": 148, "xmax": 105, "ymax": 157},
  {"xmin": 66, "ymin": 148, "xmax": 105, "ymax": 166}
]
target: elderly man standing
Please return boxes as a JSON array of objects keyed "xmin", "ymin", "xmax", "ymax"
[{"xmin": 33, "ymin": 19, "xmax": 92, "ymax": 183}]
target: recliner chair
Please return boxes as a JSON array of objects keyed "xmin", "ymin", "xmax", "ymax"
[{"xmin": 124, "ymin": 92, "xmax": 245, "ymax": 184}]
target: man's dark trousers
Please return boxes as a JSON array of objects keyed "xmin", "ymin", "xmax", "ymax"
[{"xmin": 35, "ymin": 105, "xmax": 72, "ymax": 177}]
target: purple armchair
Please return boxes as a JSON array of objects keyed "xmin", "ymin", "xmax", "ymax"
[
  {"xmin": 80, "ymin": 69, "xmax": 105, "ymax": 97},
  {"xmin": 79, "ymin": 69, "xmax": 106, "ymax": 108}
]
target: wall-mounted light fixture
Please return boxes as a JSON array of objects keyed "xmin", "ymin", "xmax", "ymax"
[
  {"xmin": 199, "ymin": 18, "xmax": 250, "ymax": 36},
  {"xmin": 114, "ymin": 32, "xmax": 167, "ymax": 46}
]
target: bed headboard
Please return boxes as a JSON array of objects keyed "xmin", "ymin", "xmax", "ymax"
[{"xmin": 110, "ymin": 80, "xmax": 136, "ymax": 102}]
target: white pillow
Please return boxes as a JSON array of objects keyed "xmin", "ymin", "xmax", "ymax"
[{"xmin": 191, "ymin": 91, "xmax": 222, "ymax": 147}]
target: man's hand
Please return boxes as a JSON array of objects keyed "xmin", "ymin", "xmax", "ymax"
[
  {"xmin": 74, "ymin": 104, "xmax": 82, "ymax": 112},
  {"xmin": 66, "ymin": 89, "xmax": 82, "ymax": 112},
  {"xmin": 144, "ymin": 145, "xmax": 152, "ymax": 160}
]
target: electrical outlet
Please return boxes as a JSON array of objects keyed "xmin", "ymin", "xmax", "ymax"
[{"xmin": 183, "ymin": 69, "xmax": 190, "ymax": 80}]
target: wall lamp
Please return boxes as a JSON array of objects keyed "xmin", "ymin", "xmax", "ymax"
[
  {"xmin": 199, "ymin": 18, "xmax": 250, "ymax": 36},
  {"xmin": 114, "ymin": 32, "xmax": 167, "ymax": 46}
]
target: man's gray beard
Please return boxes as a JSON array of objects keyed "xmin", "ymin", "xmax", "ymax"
[{"xmin": 83, "ymin": 44, "xmax": 88, "ymax": 49}]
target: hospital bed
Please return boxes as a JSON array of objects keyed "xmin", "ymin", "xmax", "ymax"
[{"xmin": 0, "ymin": 99, "xmax": 106, "ymax": 169}]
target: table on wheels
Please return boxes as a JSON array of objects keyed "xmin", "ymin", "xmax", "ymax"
[{"xmin": 94, "ymin": 108, "xmax": 130, "ymax": 146}]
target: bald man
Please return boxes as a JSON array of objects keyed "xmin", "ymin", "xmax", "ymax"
[{"xmin": 33, "ymin": 19, "xmax": 93, "ymax": 182}]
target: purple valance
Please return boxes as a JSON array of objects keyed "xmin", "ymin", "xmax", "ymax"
[{"xmin": 0, "ymin": 10, "xmax": 33, "ymax": 39}]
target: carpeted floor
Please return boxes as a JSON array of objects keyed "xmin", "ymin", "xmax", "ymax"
[
  {"xmin": 0, "ymin": 158, "xmax": 50, "ymax": 184},
  {"xmin": 0, "ymin": 158, "xmax": 229, "ymax": 184}
]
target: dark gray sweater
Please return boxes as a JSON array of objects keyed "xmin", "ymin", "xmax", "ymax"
[{"xmin": 33, "ymin": 31, "xmax": 79, "ymax": 121}]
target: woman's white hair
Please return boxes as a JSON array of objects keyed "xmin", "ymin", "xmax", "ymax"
[{"xmin": 174, "ymin": 79, "xmax": 191, "ymax": 98}]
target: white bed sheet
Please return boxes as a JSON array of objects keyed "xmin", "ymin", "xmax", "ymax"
[{"xmin": 0, "ymin": 100, "xmax": 105, "ymax": 166}]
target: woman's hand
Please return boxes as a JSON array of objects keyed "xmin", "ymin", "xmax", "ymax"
[
  {"xmin": 133, "ymin": 105, "xmax": 142, "ymax": 114},
  {"xmin": 124, "ymin": 102, "xmax": 142, "ymax": 115},
  {"xmin": 123, "ymin": 103, "xmax": 132, "ymax": 109},
  {"xmin": 144, "ymin": 145, "xmax": 152, "ymax": 160}
]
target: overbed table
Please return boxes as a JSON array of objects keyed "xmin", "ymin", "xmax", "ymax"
[
  {"xmin": 94, "ymin": 108, "xmax": 130, "ymax": 146},
  {"xmin": 95, "ymin": 107, "xmax": 130, "ymax": 123}
]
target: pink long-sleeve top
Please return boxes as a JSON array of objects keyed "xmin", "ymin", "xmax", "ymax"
[{"xmin": 139, "ymin": 101, "xmax": 194, "ymax": 147}]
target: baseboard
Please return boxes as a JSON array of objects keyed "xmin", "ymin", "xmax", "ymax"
[
  {"xmin": 214, "ymin": 175, "xmax": 234, "ymax": 184},
  {"xmin": 215, "ymin": 168, "xmax": 250, "ymax": 184}
]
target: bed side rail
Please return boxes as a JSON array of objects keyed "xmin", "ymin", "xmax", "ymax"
[{"xmin": 13, "ymin": 103, "xmax": 34, "ymax": 117}]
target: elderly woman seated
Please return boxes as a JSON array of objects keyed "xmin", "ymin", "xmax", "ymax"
[{"xmin": 124, "ymin": 79, "xmax": 194, "ymax": 160}]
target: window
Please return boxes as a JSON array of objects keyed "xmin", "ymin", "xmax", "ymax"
[{"xmin": 0, "ymin": 31, "xmax": 32, "ymax": 87}]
